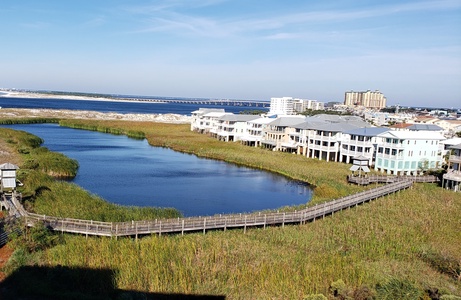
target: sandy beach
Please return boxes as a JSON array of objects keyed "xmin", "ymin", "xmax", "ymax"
[
  {"xmin": 0, "ymin": 107, "xmax": 192, "ymax": 123},
  {"xmin": 0, "ymin": 90, "xmax": 191, "ymax": 123},
  {"xmin": 0, "ymin": 90, "xmax": 166, "ymax": 104}
]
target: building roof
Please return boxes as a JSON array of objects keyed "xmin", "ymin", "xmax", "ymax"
[
  {"xmin": 441, "ymin": 138, "xmax": 461, "ymax": 146},
  {"xmin": 344, "ymin": 127, "xmax": 390, "ymax": 136},
  {"xmin": 218, "ymin": 114, "xmax": 259, "ymax": 122},
  {"xmin": 407, "ymin": 124, "xmax": 444, "ymax": 131},
  {"xmin": 203, "ymin": 112, "xmax": 231, "ymax": 118},
  {"xmin": 247, "ymin": 117, "xmax": 276, "ymax": 125},
  {"xmin": 307, "ymin": 122, "xmax": 361, "ymax": 132},
  {"xmin": 389, "ymin": 123, "xmax": 412, "ymax": 129},
  {"xmin": 0, "ymin": 163, "xmax": 19, "ymax": 170},
  {"xmin": 191, "ymin": 108, "xmax": 226, "ymax": 115},
  {"xmin": 267, "ymin": 116, "xmax": 307, "ymax": 127},
  {"xmin": 378, "ymin": 130, "xmax": 446, "ymax": 140}
]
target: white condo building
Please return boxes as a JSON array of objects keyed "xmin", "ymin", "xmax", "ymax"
[
  {"xmin": 269, "ymin": 97, "xmax": 295, "ymax": 115},
  {"xmin": 374, "ymin": 131, "xmax": 445, "ymax": 175},
  {"xmin": 270, "ymin": 97, "xmax": 325, "ymax": 115}
]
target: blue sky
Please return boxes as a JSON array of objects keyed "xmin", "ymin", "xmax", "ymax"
[{"xmin": 1, "ymin": 0, "xmax": 460, "ymax": 108}]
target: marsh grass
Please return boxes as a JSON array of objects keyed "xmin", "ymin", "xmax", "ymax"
[
  {"xmin": 1, "ymin": 120, "xmax": 460, "ymax": 299},
  {"xmin": 35, "ymin": 184, "xmax": 461, "ymax": 299}
]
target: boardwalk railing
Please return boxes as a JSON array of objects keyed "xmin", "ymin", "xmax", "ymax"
[
  {"xmin": 1, "ymin": 179, "xmax": 413, "ymax": 238},
  {"xmin": 347, "ymin": 175, "xmax": 439, "ymax": 185}
]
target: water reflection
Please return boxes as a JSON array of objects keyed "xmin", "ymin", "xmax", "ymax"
[{"xmin": 4, "ymin": 124, "xmax": 313, "ymax": 216}]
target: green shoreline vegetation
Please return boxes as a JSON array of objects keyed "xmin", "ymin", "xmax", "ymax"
[{"xmin": 0, "ymin": 119, "xmax": 460, "ymax": 299}]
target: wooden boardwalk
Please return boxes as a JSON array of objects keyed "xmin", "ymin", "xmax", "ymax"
[
  {"xmin": 347, "ymin": 174, "xmax": 439, "ymax": 185},
  {"xmin": 1, "ymin": 178, "xmax": 414, "ymax": 239}
]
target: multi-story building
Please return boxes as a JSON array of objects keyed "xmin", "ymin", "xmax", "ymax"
[
  {"xmin": 341, "ymin": 127, "xmax": 390, "ymax": 165},
  {"xmin": 269, "ymin": 97, "xmax": 295, "ymax": 115},
  {"xmin": 270, "ymin": 97, "xmax": 325, "ymax": 115},
  {"xmin": 212, "ymin": 114, "xmax": 259, "ymax": 142},
  {"xmin": 240, "ymin": 117, "xmax": 275, "ymax": 147},
  {"xmin": 190, "ymin": 108, "xmax": 228, "ymax": 133},
  {"xmin": 293, "ymin": 99, "xmax": 324, "ymax": 113},
  {"xmin": 191, "ymin": 109, "xmax": 453, "ymax": 181},
  {"xmin": 374, "ymin": 131, "xmax": 445, "ymax": 175},
  {"xmin": 443, "ymin": 143, "xmax": 461, "ymax": 192},
  {"xmin": 261, "ymin": 116, "xmax": 306, "ymax": 151},
  {"xmin": 294, "ymin": 115, "xmax": 371, "ymax": 162},
  {"xmin": 344, "ymin": 90, "xmax": 387, "ymax": 109}
]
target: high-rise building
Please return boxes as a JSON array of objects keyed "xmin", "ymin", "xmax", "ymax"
[
  {"xmin": 270, "ymin": 97, "xmax": 295, "ymax": 115},
  {"xmin": 344, "ymin": 90, "xmax": 387, "ymax": 109},
  {"xmin": 270, "ymin": 97, "xmax": 325, "ymax": 115}
]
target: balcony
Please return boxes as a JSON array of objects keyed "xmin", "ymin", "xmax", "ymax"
[
  {"xmin": 449, "ymin": 155, "xmax": 461, "ymax": 163},
  {"xmin": 443, "ymin": 170, "xmax": 461, "ymax": 182}
]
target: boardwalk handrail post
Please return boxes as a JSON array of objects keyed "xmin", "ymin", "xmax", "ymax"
[
  {"xmin": 203, "ymin": 218, "xmax": 206, "ymax": 235},
  {"xmin": 264, "ymin": 214, "xmax": 266, "ymax": 229},
  {"xmin": 181, "ymin": 219, "xmax": 184, "ymax": 236},
  {"xmin": 282, "ymin": 212, "xmax": 285, "ymax": 228},
  {"xmin": 244, "ymin": 215, "xmax": 247, "ymax": 234}
]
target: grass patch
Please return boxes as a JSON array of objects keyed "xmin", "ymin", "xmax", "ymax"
[{"xmin": 1, "ymin": 119, "xmax": 460, "ymax": 299}]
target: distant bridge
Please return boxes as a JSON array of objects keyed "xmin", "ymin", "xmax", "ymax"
[{"xmin": 124, "ymin": 98, "xmax": 271, "ymax": 108}]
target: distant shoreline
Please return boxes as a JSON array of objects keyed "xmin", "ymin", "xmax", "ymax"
[{"xmin": 0, "ymin": 90, "xmax": 167, "ymax": 104}]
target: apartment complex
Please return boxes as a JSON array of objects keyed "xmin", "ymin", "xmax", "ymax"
[
  {"xmin": 374, "ymin": 131, "xmax": 445, "ymax": 175},
  {"xmin": 270, "ymin": 97, "xmax": 324, "ymax": 115},
  {"xmin": 344, "ymin": 90, "xmax": 387, "ymax": 109},
  {"xmin": 191, "ymin": 109, "xmax": 448, "ymax": 176}
]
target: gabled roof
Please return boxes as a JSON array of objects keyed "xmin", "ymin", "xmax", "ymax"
[
  {"xmin": 352, "ymin": 155, "xmax": 370, "ymax": 161},
  {"xmin": 218, "ymin": 114, "xmax": 259, "ymax": 122},
  {"xmin": 267, "ymin": 116, "xmax": 307, "ymax": 127},
  {"xmin": 407, "ymin": 124, "xmax": 443, "ymax": 131},
  {"xmin": 441, "ymin": 138, "xmax": 461, "ymax": 146},
  {"xmin": 0, "ymin": 163, "xmax": 19, "ymax": 170},
  {"xmin": 344, "ymin": 127, "xmax": 390, "ymax": 136},
  {"xmin": 378, "ymin": 130, "xmax": 446, "ymax": 140},
  {"xmin": 203, "ymin": 112, "xmax": 231, "ymax": 118},
  {"xmin": 307, "ymin": 122, "xmax": 361, "ymax": 132},
  {"xmin": 247, "ymin": 117, "xmax": 276, "ymax": 125},
  {"xmin": 191, "ymin": 108, "xmax": 226, "ymax": 114}
]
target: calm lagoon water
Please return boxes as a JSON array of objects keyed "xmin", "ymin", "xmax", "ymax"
[
  {"xmin": 5, "ymin": 124, "xmax": 312, "ymax": 217},
  {"xmin": 0, "ymin": 96, "xmax": 268, "ymax": 115}
]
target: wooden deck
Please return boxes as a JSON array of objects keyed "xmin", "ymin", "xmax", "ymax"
[
  {"xmin": 1, "ymin": 179, "xmax": 414, "ymax": 239},
  {"xmin": 347, "ymin": 174, "xmax": 439, "ymax": 185}
]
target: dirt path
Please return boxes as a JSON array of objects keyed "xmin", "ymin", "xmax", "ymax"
[{"xmin": 0, "ymin": 211, "xmax": 13, "ymax": 282}]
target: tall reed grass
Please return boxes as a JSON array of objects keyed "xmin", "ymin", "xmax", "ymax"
[{"xmin": 1, "ymin": 120, "xmax": 460, "ymax": 299}]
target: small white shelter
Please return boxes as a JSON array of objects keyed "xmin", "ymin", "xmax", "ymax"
[
  {"xmin": 0, "ymin": 163, "xmax": 20, "ymax": 192},
  {"xmin": 349, "ymin": 155, "xmax": 370, "ymax": 177}
]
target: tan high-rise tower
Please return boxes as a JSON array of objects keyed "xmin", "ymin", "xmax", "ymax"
[{"xmin": 344, "ymin": 90, "xmax": 387, "ymax": 109}]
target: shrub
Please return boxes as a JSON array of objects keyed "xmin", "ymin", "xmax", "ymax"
[{"xmin": 376, "ymin": 278, "xmax": 422, "ymax": 300}]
